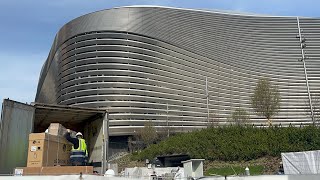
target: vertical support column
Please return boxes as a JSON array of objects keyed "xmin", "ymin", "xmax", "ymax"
[
  {"xmin": 206, "ymin": 76, "xmax": 210, "ymax": 125},
  {"xmin": 166, "ymin": 103, "xmax": 169, "ymax": 137},
  {"xmin": 297, "ymin": 17, "xmax": 315, "ymax": 125},
  {"xmin": 102, "ymin": 111, "xmax": 109, "ymax": 174}
]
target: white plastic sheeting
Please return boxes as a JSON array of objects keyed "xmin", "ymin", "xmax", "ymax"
[
  {"xmin": 2, "ymin": 174, "xmax": 320, "ymax": 180},
  {"xmin": 0, "ymin": 175, "xmax": 140, "ymax": 180},
  {"xmin": 124, "ymin": 167, "xmax": 184, "ymax": 179},
  {"xmin": 225, "ymin": 174, "xmax": 320, "ymax": 180},
  {"xmin": 281, "ymin": 150, "xmax": 320, "ymax": 174}
]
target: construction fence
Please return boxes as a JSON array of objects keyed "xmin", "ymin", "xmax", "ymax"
[{"xmin": 1, "ymin": 174, "xmax": 320, "ymax": 180}]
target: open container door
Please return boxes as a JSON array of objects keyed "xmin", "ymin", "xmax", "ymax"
[
  {"xmin": 0, "ymin": 100, "xmax": 107, "ymax": 174},
  {"xmin": 0, "ymin": 99, "xmax": 35, "ymax": 174},
  {"xmin": 32, "ymin": 102, "xmax": 106, "ymax": 173}
]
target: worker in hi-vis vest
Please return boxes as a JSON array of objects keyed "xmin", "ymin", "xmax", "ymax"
[{"xmin": 65, "ymin": 129, "xmax": 88, "ymax": 166}]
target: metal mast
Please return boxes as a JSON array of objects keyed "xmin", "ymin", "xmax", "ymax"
[
  {"xmin": 206, "ymin": 76, "xmax": 210, "ymax": 125},
  {"xmin": 297, "ymin": 17, "xmax": 315, "ymax": 125}
]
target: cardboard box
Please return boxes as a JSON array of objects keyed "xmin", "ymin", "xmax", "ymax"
[
  {"xmin": 27, "ymin": 133, "xmax": 72, "ymax": 167},
  {"xmin": 48, "ymin": 123, "xmax": 76, "ymax": 137},
  {"xmin": 15, "ymin": 166, "xmax": 93, "ymax": 175}
]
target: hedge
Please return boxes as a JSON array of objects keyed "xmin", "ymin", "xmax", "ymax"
[{"xmin": 132, "ymin": 125, "xmax": 320, "ymax": 161}]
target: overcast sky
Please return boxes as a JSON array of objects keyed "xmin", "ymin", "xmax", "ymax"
[{"xmin": 1, "ymin": 0, "xmax": 320, "ymax": 105}]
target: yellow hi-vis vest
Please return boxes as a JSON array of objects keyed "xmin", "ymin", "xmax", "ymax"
[{"xmin": 71, "ymin": 138, "xmax": 88, "ymax": 158}]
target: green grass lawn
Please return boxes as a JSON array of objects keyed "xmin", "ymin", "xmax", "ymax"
[{"xmin": 205, "ymin": 165, "xmax": 264, "ymax": 176}]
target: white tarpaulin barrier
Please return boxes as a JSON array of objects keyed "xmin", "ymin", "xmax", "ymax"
[
  {"xmin": 124, "ymin": 167, "xmax": 184, "ymax": 179},
  {"xmin": 0, "ymin": 174, "xmax": 320, "ymax": 180},
  {"xmin": 225, "ymin": 174, "xmax": 320, "ymax": 180},
  {"xmin": 0, "ymin": 175, "xmax": 140, "ymax": 180},
  {"xmin": 2, "ymin": 174, "xmax": 320, "ymax": 180},
  {"xmin": 281, "ymin": 150, "xmax": 320, "ymax": 174}
]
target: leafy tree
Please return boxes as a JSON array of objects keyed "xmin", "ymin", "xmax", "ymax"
[
  {"xmin": 251, "ymin": 78, "xmax": 281, "ymax": 126},
  {"xmin": 231, "ymin": 108, "xmax": 250, "ymax": 125},
  {"xmin": 139, "ymin": 120, "xmax": 158, "ymax": 146}
]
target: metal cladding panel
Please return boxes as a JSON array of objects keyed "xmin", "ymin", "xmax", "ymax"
[
  {"xmin": 0, "ymin": 99, "xmax": 34, "ymax": 174},
  {"xmin": 36, "ymin": 6, "xmax": 320, "ymax": 136}
]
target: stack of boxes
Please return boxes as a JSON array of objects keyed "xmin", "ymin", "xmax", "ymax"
[
  {"xmin": 15, "ymin": 123, "xmax": 93, "ymax": 175},
  {"xmin": 27, "ymin": 133, "xmax": 72, "ymax": 167},
  {"xmin": 47, "ymin": 123, "xmax": 77, "ymax": 137}
]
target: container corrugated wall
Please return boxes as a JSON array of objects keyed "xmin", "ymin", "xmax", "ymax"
[{"xmin": 0, "ymin": 99, "xmax": 34, "ymax": 174}]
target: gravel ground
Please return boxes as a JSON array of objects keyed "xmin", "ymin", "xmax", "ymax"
[{"xmin": 204, "ymin": 156, "xmax": 282, "ymax": 175}]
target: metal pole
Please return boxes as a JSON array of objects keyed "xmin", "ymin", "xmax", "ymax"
[
  {"xmin": 167, "ymin": 103, "xmax": 169, "ymax": 137},
  {"xmin": 206, "ymin": 76, "xmax": 210, "ymax": 125},
  {"xmin": 230, "ymin": 67, "xmax": 232, "ymax": 113},
  {"xmin": 297, "ymin": 17, "xmax": 315, "ymax": 125},
  {"xmin": 106, "ymin": 112, "xmax": 109, "ymax": 163},
  {"xmin": 102, "ymin": 111, "xmax": 109, "ymax": 174},
  {"xmin": 102, "ymin": 115, "xmax": 105, "ymax": 174}
]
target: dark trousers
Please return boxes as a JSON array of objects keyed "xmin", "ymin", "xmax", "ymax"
[{"xmin": 71, "ymin": 157, "xmax": 86, "ymax": 166}]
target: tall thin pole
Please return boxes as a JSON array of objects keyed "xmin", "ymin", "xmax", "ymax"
[
  {"xmin": 102, "ymin": 114, "xmax": 106, "ymax": 174},
  {"xmin": 102, "ymin": 111, "xmax": 109, "ymax": 174},
  {"xmin": 206, "ymin": 76, "xmax": 210, "ymax": 125},
  {"xmin": 106, "ymin": 112, "xmax": 109, "ymax": 163},
  {"xmin": 297, "ymin": 17, "xmax": 315, "ymax": 125},
  {"xmin": 166, "ymin": 103, "xmax": 169, "ymax": 137}
]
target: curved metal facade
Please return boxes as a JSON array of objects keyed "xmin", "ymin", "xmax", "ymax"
[{"xmin": 36, "ymin": 6, "xmax": 320, "ymax": 136}]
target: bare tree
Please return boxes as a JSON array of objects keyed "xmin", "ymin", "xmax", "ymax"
[
  {"xmin": 139, "ymin": 120, "xmax": 158, "ymax": 147},
  {"xmin": 251, "ymin": 78, "xmax": 281, "ymax": 126},
  {"xmin": 129, "ymin": 131, "xmax": 145, "ymax": 152},
  {"xmin": 231, "ymin": 108, "xmax": 250, "ymax": 125},
  {"xmin": 157, "ymin": 126, "xmax": 172, "ymax": 141},
  {"xmin": 207, "ymin": 113, "xmax": 219, "ymax": 127}
]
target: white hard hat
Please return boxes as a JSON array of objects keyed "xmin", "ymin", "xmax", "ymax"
[{"xmin": 76, "ymin": 132, "xmax": 83, "ymax": 137}]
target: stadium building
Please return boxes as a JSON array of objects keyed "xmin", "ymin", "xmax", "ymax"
[{"xmin": 36, "ymin": 6, "xmax": 320, "ymax": 138}]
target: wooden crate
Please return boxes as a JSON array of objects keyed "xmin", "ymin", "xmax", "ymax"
[{"xmin": 15, "ymin": 166, "xmax": 93, "ymax": 175}]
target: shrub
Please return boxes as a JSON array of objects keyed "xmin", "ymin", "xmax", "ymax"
[{"xmin": 132, "ymin": 125, "xmax": 320, "ymax": 161}]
